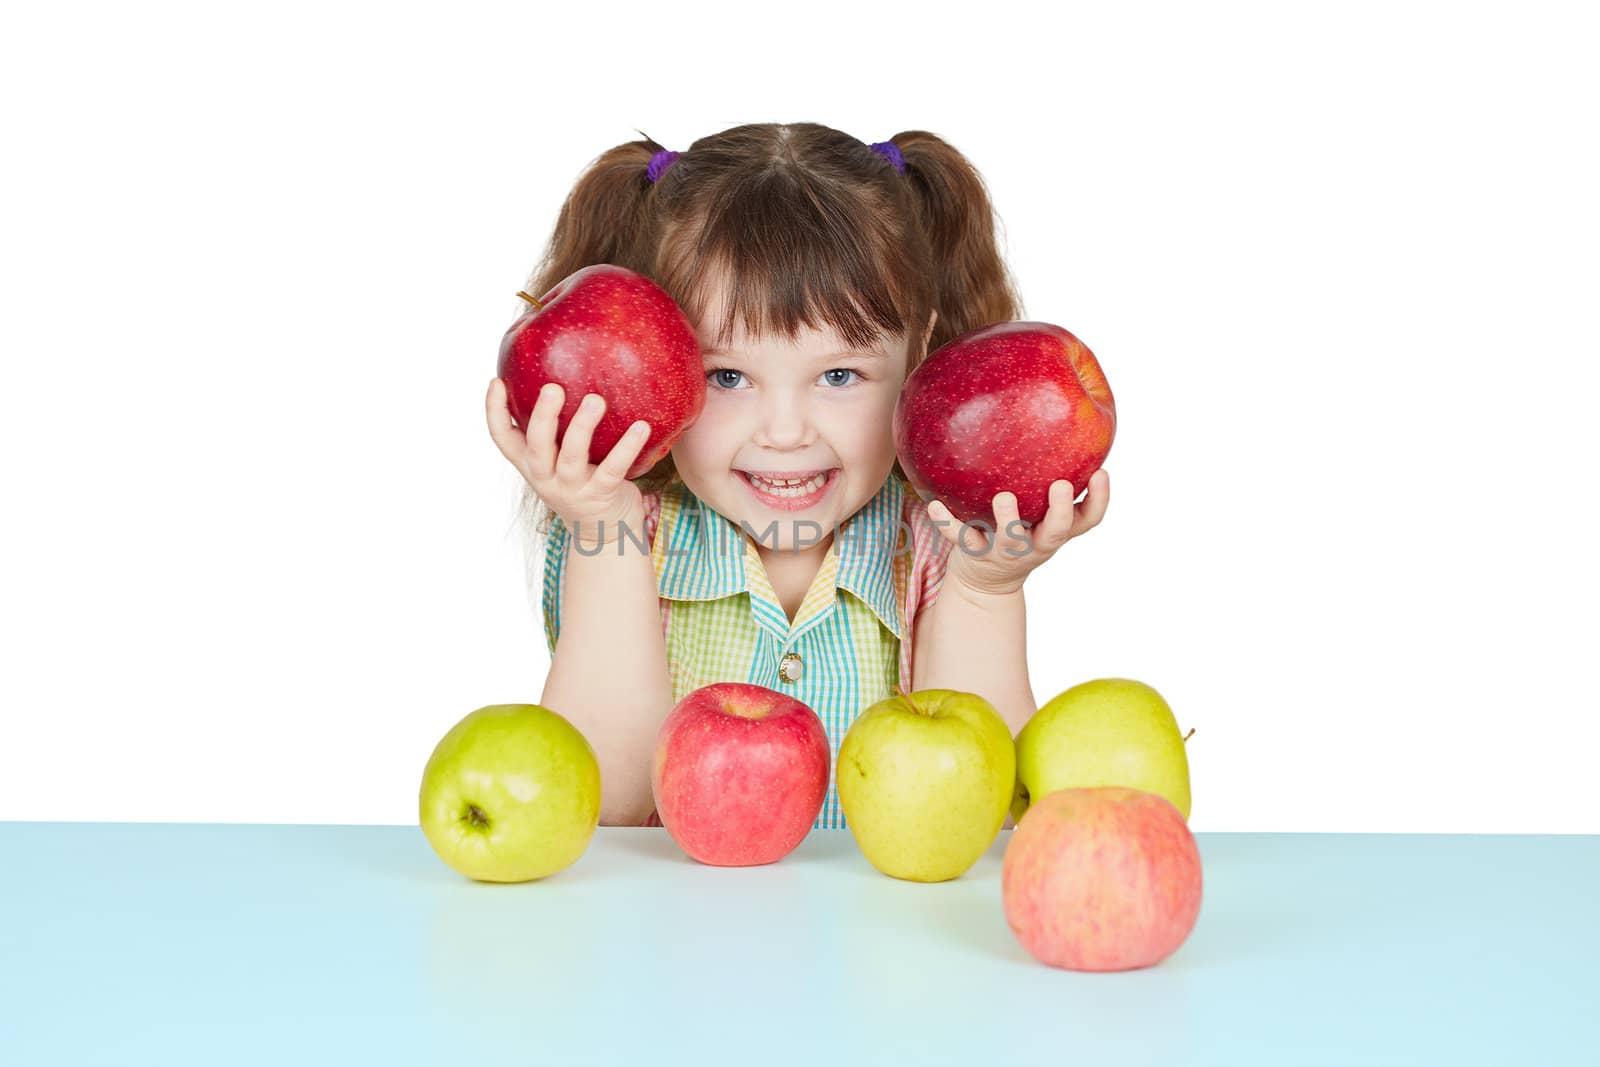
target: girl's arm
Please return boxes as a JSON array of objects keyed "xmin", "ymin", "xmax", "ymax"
[
  {"xmin": 911, "ymin": 584, "xmax": 1035, "ymax": 737},
  {"xmin": 912, "ymin": 585, "xmax": 1032, "ymax": 830},
  {"xmin": 540, "ymin": 509, "xmax": 672, "ymax": 826},
  {"xmin": 914, "ymin": 474, "xmax": 1113, "ymax": 738},
  {"xmin": 486, "ymin": 376, "xmax": 672, "ymax": 827}
]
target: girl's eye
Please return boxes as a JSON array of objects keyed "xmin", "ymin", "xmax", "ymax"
[{"xmin": 705, "ymin": 368, "xmax": 862, "ymax": 390}]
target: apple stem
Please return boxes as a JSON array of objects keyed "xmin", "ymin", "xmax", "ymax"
[
  {"xmin": 466, "ymin": 804, "xmax": 490, "ymax": 827},
  {"xmin": 1183, "ymin": 727, "xmax": 1196, "ymax": 744},
  {"xmin": 515, "ymin": 290, "xmax": 544, "ymax": 311}
]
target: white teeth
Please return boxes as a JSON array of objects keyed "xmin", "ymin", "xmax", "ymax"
[{"xmin": 746, "ymin": 471, "xmax": 828, "ymax": 496}]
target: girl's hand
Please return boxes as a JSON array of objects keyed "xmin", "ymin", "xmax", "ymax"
[
  {"xmin": 927, "ymin": 470, "xmax": 1110, "ymax": 598},
  {"xmin": 486, "ymin": 378, "xmax": 650, "ymax": 546}
]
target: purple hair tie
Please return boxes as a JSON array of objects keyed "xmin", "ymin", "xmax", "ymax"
[
  {"xmin": 869, "ymin": 140, "xmax": 905, "ymax": 173},
  {"xmin": 647, "ymin": 149, "xmax": 680, "ymax": 184}
]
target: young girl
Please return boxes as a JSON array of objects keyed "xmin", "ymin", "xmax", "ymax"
[{"xmin": 486, "ymin": 123, "xmax": 1110, "ymax": 829}]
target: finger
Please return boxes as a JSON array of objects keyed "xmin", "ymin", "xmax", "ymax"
[
  {"xmin": 927, "ymin": 500, "xmax": 979, "ymax": 552},
  {"xmin": 524, "ymin": 381, "xmax": 565, "ymax": 480},
  {"xmin": 1074, "ymin": 469, "xmax": 1110, "ymax": 534},
  {"xmin": 593, "ymin": 419, "xmax": 652, "ymax": 489},
  {"xmin": 992, "ymin": 491, "xmax": 1032, "ymax": 559},
  {"xmin": 1034, "ymin": 481, "xmax": 1077, "ymax": 545},
  {"xmin": 555, "ymin": 392, "xmax": 606, "ymax": 479},
  {"xmin": 486, "ymin": 378, "xmax": 530, "ymax": 465},
  {"xmin": 926, "ymin": 500, "xmax": 961, "ymax": 546},
  {"xmin": 953, "ymin": 506, "xmax": 994, "ymax": 558}
]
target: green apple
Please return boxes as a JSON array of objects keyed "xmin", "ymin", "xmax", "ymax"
[
  {"xmin": 1014, "ymin": 678, "xmax": 1191, "ymax": 822},
  {"xmin": 419, "ymin": 703, "xmax": 601, "ymax": 882},
  {"xmin": 837, "ymin": 689, "xmax": 1016, "ymax": 882}
]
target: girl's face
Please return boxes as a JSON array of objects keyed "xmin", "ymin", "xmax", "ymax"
[{"xmin": 670, "ymin": 296, "xmax": 932, "ymax": 553}]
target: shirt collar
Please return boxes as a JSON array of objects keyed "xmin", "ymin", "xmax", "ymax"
[
  {"xmin": 652, "ymin": 476, "xmax": 905, "ymax": 640},
  {"xmin": 834, "ymin": 476, "xmax": 905, "ymax": 640}
]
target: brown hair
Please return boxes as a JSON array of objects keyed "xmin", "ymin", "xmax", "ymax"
[{"xmin": 509, "ymin": 122, "xmax": 1024, "ymax": 555}]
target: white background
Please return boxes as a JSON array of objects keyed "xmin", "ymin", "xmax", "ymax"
[{"xmin": 2, "ymin": 1, "xmax": 1595, "ymax": 832}]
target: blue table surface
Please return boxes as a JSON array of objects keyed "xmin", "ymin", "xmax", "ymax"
[{"xmin": 1, "ymin": 824, "xmax": 1596, "ymax": 1066}]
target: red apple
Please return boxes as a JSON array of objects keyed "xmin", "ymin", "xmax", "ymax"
[
  {"xmin": 651, "ymin": 682, "xmax": 830, "ymax": 866},
  {"xmin": 497, "ymin": 263, "xmax": 706, "ymax": 479},
  {"xmin": 1002, "ymin": 786, "xmax": 1202, "ymax": 972},
  {"xmin": 893, "ymin": 321, "xmax": 1115, "ymax": 526}
]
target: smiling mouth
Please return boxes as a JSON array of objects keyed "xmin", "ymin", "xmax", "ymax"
[{"xmin": 737, "ymin": 469, "xmax": 837, "ymax": 497}]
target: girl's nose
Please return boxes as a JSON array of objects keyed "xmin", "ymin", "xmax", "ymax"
[{"xmin": 754, "ymin": 392, "xmax": 814, "ymax": 450}]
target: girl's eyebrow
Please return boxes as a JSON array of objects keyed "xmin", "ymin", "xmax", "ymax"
[{"xmin": 703, "ymin": 347, "xmax": 887, "ymax": 360}]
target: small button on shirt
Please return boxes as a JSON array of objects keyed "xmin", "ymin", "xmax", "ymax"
[
  {"xmin": 778, "ymin": 651, "xmax": 804, "ymax": 683},
  {"xmin": 541, "ymin": 473, "xmax": 952, "ymax": 829}
]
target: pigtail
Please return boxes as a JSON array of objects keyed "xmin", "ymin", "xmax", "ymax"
[
  {"xmin": 888, "ymin": 130, "xmax": 1026, "ymax": 357},
  {"xmin": 512, "ymin": 132, "xmax": 671, "ymax": 557},
  {"xmin": 519, "ymin": 131, "xmax": 670, "ymax": 308}
]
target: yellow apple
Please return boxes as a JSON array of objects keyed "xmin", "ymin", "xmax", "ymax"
[
  {"xmin": 837, "ymin": 689, "xmax": 1015, "ymax": 882},
  {"xmin": 1014, "ymin": 678, "xmax": 1191, "ymax": 821},
  {"xmin": 419, "ymin": 704, "xmax": 601, "ymax": 882}
]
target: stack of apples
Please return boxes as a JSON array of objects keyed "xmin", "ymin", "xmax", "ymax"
[
  {"xmin": 1001, "ymin": 680, "xmax": 1202, "ymax": 972},
  {"xmin": 417, "ymin": 677, "xmax": 1202, "ymax": 973},
  {"xmin": 831, "ymin": 679, "xmax": 1201, "ymax": 972}
]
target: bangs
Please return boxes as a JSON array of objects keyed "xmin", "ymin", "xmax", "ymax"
[{"xmin": 652, "ymin": 170, "xmax": 929, "ymax": 355}]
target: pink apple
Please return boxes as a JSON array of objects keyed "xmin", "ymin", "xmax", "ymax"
[
  {"xmin": 1002, "ymin": 786, "xmax": 1202, "ymax": 971},
  {"xmin": 497, "ymin": 263, "xmax": 706, "ymax": 480},
  {"xmin": 651, "ymin": 682, "xmax": 830, "ymax": 866},
  {"xmin": 893, "ymin": 321, "xmax": 1115, "ymax": 526}
]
